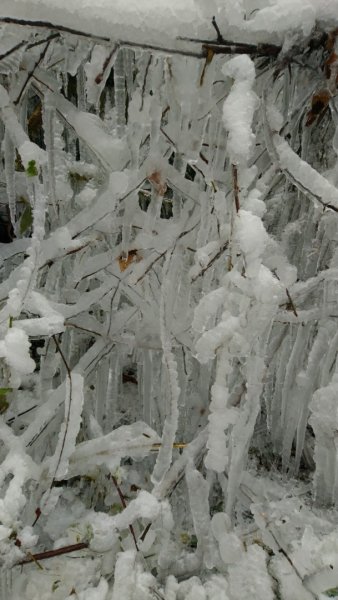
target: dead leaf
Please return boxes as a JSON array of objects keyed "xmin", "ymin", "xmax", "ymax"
[
  {"xmin": 306, "ymin": 89, "xmax": 331, "ymax": 126},
  {"xmin": 118, "ymin": 249, "xmax": 141, "ymax": 272}
]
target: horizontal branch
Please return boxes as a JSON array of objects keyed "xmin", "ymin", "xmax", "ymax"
[
  {"xmin": 0, "ymin": 16, "xmax": 110, "ymax": 42},
  {"xmin": 0, "ymin": 16, "xmax": 282, "ymax": 61}
]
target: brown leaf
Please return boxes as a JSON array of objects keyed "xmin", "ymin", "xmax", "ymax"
[{"xmin": 118, "ymin": 249, "xmax": 141, "ymax": 272}]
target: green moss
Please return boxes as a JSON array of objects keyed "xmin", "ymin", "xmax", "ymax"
[
  {"xmin": 26, "ymin": 160, "xmax": 38, "ymax": 177},
  {"xmin": 324, "ymin": 588, "xmax": 338, "ymax": 598}
]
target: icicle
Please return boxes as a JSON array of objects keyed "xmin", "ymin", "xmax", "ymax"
[
  {"xmin": 309, "ymin": 371, "xmax": 338, "ymax": 506},
  {"xmin": 157, "ymin": 500, "xmax": 175, "ymax": 572},
  {"xmin": 151, "ymin": 250, "xmax": 180, "ymax": 487},
  {"xmin": 42, "ymin": 100, "xmax": 57, "ymax": 217},
  {"xmin": 280, "ymin": 323, "xmax": 312, "ymax": 471},
  {"xmin": 141, "ymin": 349, "xmax": 153, "ymax": 427},
  {"xmin": 185, "ymin": 461, "xmax": 215, "ymax": 569},
  {"xmin": 105, "ymin": 349, "xmax": 120, "ymax": 433},
  {"xmin": 319, "ymin": 327, "xmax": 338, "ymax": 387},
  {"xmin": 4, "ymin": 129, "xmax": 16, "ymax": 235},
  {"xmin": 114, "ymin": 49, "xmax": 126, "ymax": 138},
  {"xmin": 226, "ymin": 354, "xmax": 266, "ymax": 515},
  {"xmin": 95, "ymin": 356, "xmax": 110, "ymax": 430},
  {"xmin": 294, "ymin": 324, "xmax": 330, "ymax": 474}
]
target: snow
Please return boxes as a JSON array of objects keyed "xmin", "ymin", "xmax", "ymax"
[
  {"xmin": 272, "ymin": 134, "xmax": 338, "ymax": 212},
  {"xmin": 222, "ymin": 55, "xmax": 258, "ymax": 166},
  {"xmin": 0, "ymin": 327, "xmax": 35, "ymax": 377},
  {"xmin": 18, "ymin": 140, "xmax": 47, "ymax": 170},
  {"xmin": 246, "ymin": 0, "xmax": 317, "ymax": 37},
  {"xmin": 114, "ymin": 490, "xmax": 160, "ymax": 528},
  {"xmin": 228, "ymin": 545, "xmax": 274, "ymax": 600},
  {"xmin": 234, "ymin": 209, "xmax": 269, "ymax": 277},
  {"xmin": 0, "ymin": 0, "xmax": 338, "ymax": 50}
]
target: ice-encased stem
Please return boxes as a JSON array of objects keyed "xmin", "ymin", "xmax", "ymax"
[{"xmin": 151, "ymin": 250, "xmax": 180, "ymax": 488}]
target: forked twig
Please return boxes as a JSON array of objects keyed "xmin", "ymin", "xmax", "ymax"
[{"xmin": 14, "ymin": 38, "xmax": 55, "ymax": 105}]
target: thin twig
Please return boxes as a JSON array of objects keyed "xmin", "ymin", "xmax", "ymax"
[
  {"xmin": 18, "ymin": 542, "xmax": 88, "ymax": 566},
  {"xmin": 65, "ymin": 321, "xmax": 102, "ymax": 337},
  {"xmin": 27, "ymin": 33, "xmax": 60, "ymax": 50},
  {"xmin": 202, "ymin": 41, "xmax": 280, "ymax": 58},
  {"xmin": 274, "ymin": 272, "xmax": 298, "ymax": 317},
  {"xmin": 14, "ymin": 39, "xmax": 52, "ymax": 105},
  {"xmin": 140, "ymin": 523, "xmax": 152, "ymax": 543},
  {"xmin": 135, "ymin": 222, "xmax": 199, "ymax": 284},
  {"xmin": 0, "ymin": 17, "xmax": 111, "ymax": 43},
  {"xmin": 232, "ymin": 164, "xmax": 240, "ymax": 213},
  {"xmin": 285, "ymin": 288, "xmax": 298, "ymax": 317},
  {"xmin": 49, "ymin": 335, "xmax": 72, "ymax": 477},
  {"xmin": 120, "ymin": 39, "xmax": 204, "ymax": 59},
  {"xmin": 191, "ymin": 241, "xmax": 229, "ymax": 282},
  {"xmin": 32, "ymin": 335, "xmax": 73, "ymax": 525},
  {"xmin": 95, "ymin": 45, "xmax": 118, "ymax": 84},
  {"xmin": 211, "ymin": 16, "xmax": 224, "ymax": 44},
  {"xmin": 110, "ymin": 474, "xmax": 139, "ymax": 551},
  {"xmin": 151, "ymin": 442, "xmax": 187, "ymax": 450},
  {"xmin": 0, "ymin": 39, "xmax": 27, "ymax": 62}
]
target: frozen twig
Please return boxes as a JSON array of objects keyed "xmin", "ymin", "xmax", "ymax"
[
  {"xmin": 109, "ymin": 474, "xmax": 139, "ymax": 551},
  {"xmin": 18, "ymin": 542, "xmax": 89, "ymax": 566}
]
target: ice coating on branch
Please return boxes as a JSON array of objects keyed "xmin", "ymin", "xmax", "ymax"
[
  {"xmin": 114, "ymin": 490, "xmax": 160, "ymax": 529},
  {"xmin": 47, "ymin": 373, "xmax": 84, "ymax": 481},
  {"xmin": 151, "ymin": 251, "xmax": 181, "ymax": 488},
  {"xmin": 192, "ymin": 287, "xmax": 227, "ymax": 334},
  {"xmin": 84, "ymin": 44, "xmax": 115, "ymax": 106},
  {"xmin": 272, "ymin": 134, "xmax": 338, "ymax": 211},
  {"xmin": 186, "ymin": 462, "xmax": 215, "ymax": 568},
  {"xmin": 18, "ymin": 140, "xmax": 47, "ymax": 170},
  {"xmin": 110, "ymin": 550, "xmax": 157, "ymax": 600},
  {"xmin": 222, "ymin": 55, "xmax": 258, "ymax": 166},
  {"xmin": 195, "ymin": 314, "xmax": 240, "ymax": 364},
  {"xmin": 67, "ymin": 422, "xmax": 160, "ymax": 478},
  {"xmin": 205, "ymin": 385, "xmax": 238, "ymax": 472}
]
